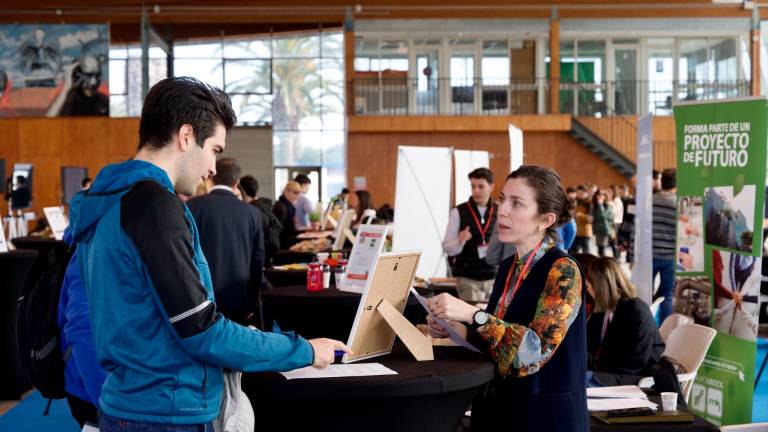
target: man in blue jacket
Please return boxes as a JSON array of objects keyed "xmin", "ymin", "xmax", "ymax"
[
  {"xmin": 69, "ymin": 76, "xmax": 350, "ymax": 431},
  {"xmin": 58, "ymin": 228, "xmax": 106, "ymax": 428}
]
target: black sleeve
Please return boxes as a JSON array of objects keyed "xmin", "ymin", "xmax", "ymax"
[{"xmin": 121, "ymin": 181, "xmax": 219, "ymax": 339}]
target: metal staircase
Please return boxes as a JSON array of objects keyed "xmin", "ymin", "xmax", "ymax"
[{"xmin": 570, "ymin": 117, "xmax": 636, "ymax": 179}]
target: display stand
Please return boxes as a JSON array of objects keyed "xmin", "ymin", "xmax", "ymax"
[{"xmin": 343, "ymin": 252, "xmax": 433, "ymax": 363}]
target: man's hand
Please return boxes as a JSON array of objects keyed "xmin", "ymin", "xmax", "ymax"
[
  {"xmin": 458, "ymin": 226, "xmax": 472, "ymax": 243},
  {"xmin": 308, "ymin": 338, "xmax": 352, "ymax": 369}
]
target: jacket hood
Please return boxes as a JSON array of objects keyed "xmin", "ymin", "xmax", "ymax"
[{"xmin": 69, "ymin": 160, "xmax": 174, "ymax": 243}]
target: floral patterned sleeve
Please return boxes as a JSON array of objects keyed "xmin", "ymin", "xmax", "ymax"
[{"xmin": 476, "ymin": 257, "xmax": 582, "ymax": 377}]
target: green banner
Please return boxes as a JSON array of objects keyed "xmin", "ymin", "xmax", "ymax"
[{"xmin": 674, "ymin": 97, "xmax": 766, "ymax": 425}]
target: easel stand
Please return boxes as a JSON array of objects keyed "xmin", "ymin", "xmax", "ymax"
[{"xmin": 376, "ymin": 298, "xmax": 434, "ymax": 361}]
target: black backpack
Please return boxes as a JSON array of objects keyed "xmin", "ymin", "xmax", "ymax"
[{"xmin": 17, "ymin": 246, "xmax": 75, "ymax": 405}]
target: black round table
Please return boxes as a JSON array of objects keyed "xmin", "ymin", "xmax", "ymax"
[
  {"xmin": 262, "ymin": 285, "xmax": 426, "ymax": 341},
  {"xmin": 242, "ymin": 344, "xmax": 494, "ymax": 432},
  {"xmin": 271, "ymin": 250, "xmax": 317, "ymax": 266},
  {"xmin": 264, "ymin": 268, "xmax": 308, "ymax": 288},
  {"xmin": 0, "ymin": 250, "xmax": 38, "ymax": 399}
]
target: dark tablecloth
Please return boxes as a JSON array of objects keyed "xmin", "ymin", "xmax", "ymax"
[
  {"xmin": 589, "ymin": 392, "xmax": 718, "ymax": 432},
  {"xmin": 270, "ymin": 250, "xmax": 316, "ymax": 266},
  {"xmin": 264, "ymin": 268, "xmax": 308, "ymax": 288},
  {"xmin": 0, "ymin": 250, "xmax": 38, "ymax": 399},
  {"xmin": 242, "ymin": 344, "xmax": 494, "ymax": 432},
  {"xmin": 262, "ymin": 285, "xmax": 426, "ymax": 341}
]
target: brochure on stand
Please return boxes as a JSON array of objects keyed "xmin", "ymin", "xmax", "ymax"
[{"xmin": 338, "ymin": 224, "xmax": 388, "ymax": 293}]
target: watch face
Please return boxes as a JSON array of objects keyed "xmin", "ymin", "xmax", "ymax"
[{"xmin": 475, "ymin": 311, "xmax": 489, "ymax": 326}]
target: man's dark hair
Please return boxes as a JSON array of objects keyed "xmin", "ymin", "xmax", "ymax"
[
  {"xmin": 294, "ymin": 174, "xmax": 311, "ymax": 186},
  {"xmin": 81, "ymin": 177, "xmax": 92, "ymax": 188},
  {"xmin": 138, "ymin": 77, "xmax": 236, "ymax": 151},
  {"xmin": 16, "ymin": 175, "xmax": 25, "ymax": 184},
  {"xmin": 468, "ymin": 167, "xmax": 494, "ymax": 184},
  {"xmin": 239, "ymin": 175, "xmax": 259, "ymax": 198},
  {"xmin": 661, "ymin": 168, "xmax": 676, "ymax": 191},
  {"xmin": 341, "ymin": 188, "xmax": 350, "ymax": 194},
  {"xmin": 652, "ymin": 169, "xmax": 661, "ymax": 180},
  {"xmin": 565, "ymin": 186, "xmax": 576, "ymax": 194},
  {"xmin": 212, "ymin": 158, "xmax": 241, "ymax": 187},
  {"xmin": 576, "ymin": 184, "xmax": 587, "ymax": 192}
]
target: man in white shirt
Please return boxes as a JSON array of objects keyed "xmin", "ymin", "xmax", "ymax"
[{"xmin": 442, "ymin": 168, "xmax": 498, "ymax": 302}]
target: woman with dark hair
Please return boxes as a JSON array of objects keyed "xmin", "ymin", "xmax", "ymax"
[
  {"xmin": 426, "ymin": 165, "xmax": 587, "ymax": 431},
  {"xmin": 585, "ymin": 257, "xmax": 664, "ymax": 386},
  {"xmin": 351, "ymin": 190, "xmax": 375, "ymax": 227}
]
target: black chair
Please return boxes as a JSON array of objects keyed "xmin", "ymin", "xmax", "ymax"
[{"xmin": 0, "ymin": 250, "xmax": 38, "ymax": 399}]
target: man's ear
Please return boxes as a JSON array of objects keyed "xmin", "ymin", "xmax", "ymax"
[{"xmin": 177, "ymin": 124, "xmax": 195, "ymax": 151}]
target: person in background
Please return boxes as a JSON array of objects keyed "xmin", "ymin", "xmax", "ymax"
[
  {"xmin": 442, "ymin": 168, "xmax": 499, "ymax": 302},
  {"xmin": 293, "ymin": 174, "xmax": 314, "ymax": 230},
  {"xmin": 652, "ymin": 169, "xmax": 678, "ymax": 323},
  {"xmin": 7, "ymin": 175, "xmax": 31, "ymax": 210},
  {"xmin": 81, "ymin": 177, "xmax": 92, "ymax": 190},
  {"xmin": 586, "ymin": 257, "xmax": 664, "ymax": 387},
  {"xmin": 187, "ymin": 158, "xmax": 264, "ymax": 326},
  {"xmin": 556, "ymin": 197, "xmax": 577, "ymax": 252},
  {"xmin": 273, "ymin": 181, "xmax": 302, "ymax": 249},
  {"xmin": 351, "ymin": 190, "xmax": 375, "ymax": 228},
  {"xmin": 58, "ymin": 228, "xmax": 107, "ymax": 428},
  {"xmin": 566, "ymin": 186, "xmax": 577, "ymax": 200},
  {"xmin": 240, "ymin": 175, "xmax": 283, "ymax": 265},
  {"xmin": 592, "ymin": 189, "xmax": 615, "ymax": 258},
  {"xmin": 570, "ymin": 184, "xmax": 593, "ymax": 254},
  {"xmin": 330, "ymin": 188, "xmax": 350, "ymax": 210},
  {"xmin": 609, "ymin": 185, "xmax": 624, "ymax": 259},
  {"xmin": 617, "ymin": 182, "xmax": 635, "ymax": 264},
  {"xmin": 427, "ymin": 165, "xmax": 587, "ymax": 431}
]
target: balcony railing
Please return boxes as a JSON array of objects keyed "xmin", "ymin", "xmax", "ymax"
[{"xmin": 351, "ymin": 77, "xmax": 750, "ymax": 117}]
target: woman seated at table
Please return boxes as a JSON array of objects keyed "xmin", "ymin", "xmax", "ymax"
[
  {"xmin": 273, "ymin": 181, "xmax": 302, "ymax": 249},
  {"xmin": 585, "ymin": 257, "xmax": 665, "ymax": 387},
  {"xmin": 349, "ymin": 190, "xmax": 375, "ymax": 229},
  {"xmin": 426, "ymin": 165, "xmax": 587, "ymax": 432}
]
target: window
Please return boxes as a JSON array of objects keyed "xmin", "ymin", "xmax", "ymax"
[{"xmin": 109, "ymin": 45, "xmax": 167, "ymax": 117}]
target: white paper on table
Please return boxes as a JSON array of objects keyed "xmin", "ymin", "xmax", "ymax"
[
  {"xmin": 587, "ymin": 398, "xmax": 658, "ymax": 412},
  {"xmin": 280, "ymin": 363, "xmax": 397, "ymax": 380},
  {"xmin": 409, "ymin": 288, "xmax": 481, "ymax": 354},
  {"xmin": 586, "ymin": 385, "xmax": 649, "ymax": 399}
]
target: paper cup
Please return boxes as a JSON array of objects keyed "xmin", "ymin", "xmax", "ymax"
[
  {"xmin": 661, "ymin": 392, "xmax": 678, "ymax": 411},
  {"xmin": 316, "ymin": 252, "xmax": 329, "ymax": 263}
]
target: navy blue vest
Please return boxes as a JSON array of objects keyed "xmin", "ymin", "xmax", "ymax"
[
  {"xmin": 470, "ymin": 246, "xmax": 589, "ymax": 432},
  {"xmin": 451, "ymin": 199, "xmax": 498, "ymax": 281}
]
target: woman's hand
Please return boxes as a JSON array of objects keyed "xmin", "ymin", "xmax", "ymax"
[
  {"xmin": 427, "ymin": 293, "xmax": 479, "ymax": 324},
  {"xmin": 426, "ymin": 314, "xmax": 468, "ymax": 340}
]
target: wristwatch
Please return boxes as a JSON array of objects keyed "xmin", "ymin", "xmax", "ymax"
[{"xmin": 470, "ymin": 309, "xmax": 489, "ymax": 330}]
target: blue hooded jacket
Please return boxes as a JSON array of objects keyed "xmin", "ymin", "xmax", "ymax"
[
  {"xmin": 69, "ymin": 160, "xmax": 313, "ymax": 424},
  {"xmin": 57, "ymin": 228, "xmax": 107, "ymax": 406}
]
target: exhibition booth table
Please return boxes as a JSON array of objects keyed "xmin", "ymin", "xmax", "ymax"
[
  {"xmin": 0, "ymin": 250, "xmax": 37, "ymax": 399},
  {"xmin": 262, "ymin": 285, "xmax": 425, "ymax": 341},
  {"xmin": 271, "ymin": 250, "xmax": 316, "ymax": 266},
  {"xmin": 590, "ymin": 393, "xmax": 718, "ymax": 432},
  {"xmin": 264, "ymin": 267, "xmax": 308, "ymax": 288},
  {"xmin": 242, "ymin": 344, "xmax": 494, "ymax": 432}
]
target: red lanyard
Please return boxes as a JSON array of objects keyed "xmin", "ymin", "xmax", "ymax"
[
  {"xmin": 496, "ymin": 240, "xmax": 544, "ymax": 318},
  {"xmin": 467, "ymin": 202, "xmax": 494, "ymax": 245}
]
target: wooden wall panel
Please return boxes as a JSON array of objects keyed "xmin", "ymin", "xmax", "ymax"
[
  {"xmin": 0, "ymin": 118, "xmax": 138, "ymax": 216},
  {"xmin": 347, "ymin": 130, "xmax": 630, "ymax": 208}
]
